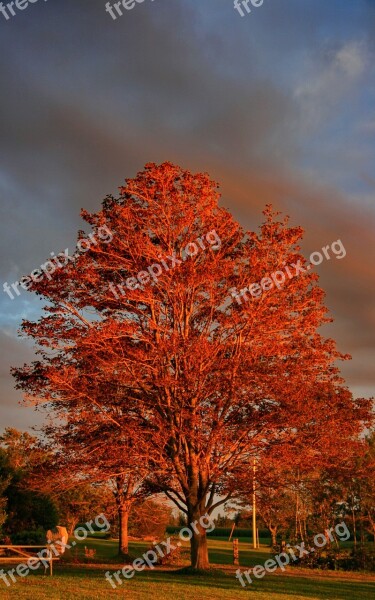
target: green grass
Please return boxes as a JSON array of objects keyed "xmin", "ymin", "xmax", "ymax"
[{"xmin": 0, "ymin": 537, "xmax": 374, "ymax": 600}]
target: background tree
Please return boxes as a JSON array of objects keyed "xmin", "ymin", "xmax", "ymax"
[
  {"xmin": 0, "ymin": 429, "xmax": 46, "ymax": 471},
  {"xmin": 54, "ymin": 483, "xmax": 113, "ymax": 536},
  {"xmin": 25, "ymin": 424, "xmax": 154, "ymax": 558},
  {"xmin": 215, "ymin": 511, "xmax": 234, "ymax": 528},
  {"xmin": 0, "ymin": 476, "xmax": 8, "ymax": 534},
  {"xmin": 0, "ymin": 432, "xmax": 58, "ymax": 534},
  {"xmin": 128, "ymin": 498, "xmax": 171, "ymax": 539},
  {"xmin": 258, "ymin": 486, "xmax": 294, "ymax": 547},
  {"xmin": 236, "ymin": 383, "xmax": 371, "ymax": 545},
  {"xmin": 359, "ymin": 434, "xmax": 375, "ymax": 539}
]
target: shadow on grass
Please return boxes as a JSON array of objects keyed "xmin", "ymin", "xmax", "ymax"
[
  {"xmin": 37, "ymin": 563, "xmax": 375, "ymax": 600},
  {"xmin": 14, "ymin": 536, "xmax": 374, "ymax": 600}
]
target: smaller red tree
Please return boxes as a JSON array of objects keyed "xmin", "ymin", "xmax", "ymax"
[{"xmin": 236, "ymin": 383, "xmax": 372, "ymax": 544}]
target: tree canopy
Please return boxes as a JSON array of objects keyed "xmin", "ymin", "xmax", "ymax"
[{"xmin": 12, "ymin": 162, "xmax": 372, "ymax": 568}]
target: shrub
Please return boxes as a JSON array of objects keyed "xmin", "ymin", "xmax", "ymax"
[
  {"xmin": 290, "ymin": 545, "xmax": 375, "ymax": 572},
  {"xmin": 11, "ymin": 529, "xmax": 46, "ymax": 545}
]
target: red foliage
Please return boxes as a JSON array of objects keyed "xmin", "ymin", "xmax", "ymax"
[{"xmin": 12, "ymin": 162, "xmax": 372, "ymax": 568}]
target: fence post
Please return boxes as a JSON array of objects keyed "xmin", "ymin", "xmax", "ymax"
[{"xmin": 233, "ymin": 538, "xmax": 239, "ymax": 565}]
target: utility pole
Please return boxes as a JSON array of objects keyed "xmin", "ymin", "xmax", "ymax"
[
  {"xmin": 252, "ymin": 457, "xmax": 257, "ymax": 549},
  {"xmin": 228, "ymin": 521, "xmax": 236, "ymax": 542}
]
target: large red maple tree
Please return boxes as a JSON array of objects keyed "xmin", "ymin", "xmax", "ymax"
[{"xmin": 13, "ymin": 162, "xmax": 361, "ymax": 569}]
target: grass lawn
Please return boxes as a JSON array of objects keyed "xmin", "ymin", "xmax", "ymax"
[{"xmin": 0, "ymin": 537, "xmax": 374, "ymax": 600}]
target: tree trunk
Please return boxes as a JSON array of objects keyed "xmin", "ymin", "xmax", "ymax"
[
  {"xmin": 269, "ymin": 526, "xmax": 277, "ymax": 548},
  {"xmin": 187, "ymin": 505, "xmax": 210, "ymax": 570},
  {"xmin": 352, "ymin": 507, "xmax": 357, "ymax": 550},
  {"xmin": 295, "ymin": 492, "xmax": 299, "ymax": 540},
  {"xmin": 190, "ymin": 525, "xmax": 209, "ymax": 569},
  {"xmin": 68, "ymin": 520, "xmax": 79, "ymax": 536},
  {"xmin": 118, "ymin": 505, "xmax": 129, "ymax": 557}
]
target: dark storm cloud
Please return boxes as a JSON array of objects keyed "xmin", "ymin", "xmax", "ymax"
[{"xmin": 0, "ymin": 0, "xmax": 374, "ymax": 430}]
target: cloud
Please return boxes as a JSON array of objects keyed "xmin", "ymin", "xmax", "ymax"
[
  {"xmin": 0, "ymin": 0, "xmax": 374, "ymax": 430},
  {"xmin": 294, "ymin": 40, "xmax": 368, "ymax": 130},
  {"xmin": 335, "ymin": 41, "xmax": 366, "ymax": 77}
]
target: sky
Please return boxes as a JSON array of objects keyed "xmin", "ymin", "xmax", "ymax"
[{"xmin": 0, "ymin": 0, "xmax": 374, "ymax": 433}]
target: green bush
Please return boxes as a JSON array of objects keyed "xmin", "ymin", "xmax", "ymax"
[
  {"xmin": 291, "ymin": 546, "xmax": 375, "ymax": 572},
  {"xmin": 343, "ymin": 549, "xmax": 375, "ymax": 571},
  {"xmin": 11, "ymin": 529, "xmax": 46, "ymax": 545}
]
